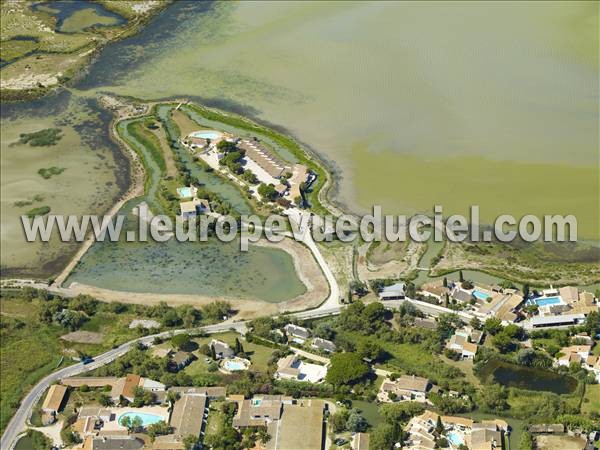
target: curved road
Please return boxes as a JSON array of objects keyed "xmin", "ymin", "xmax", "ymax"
[{"xmin": 1, "ymin": 210, "xmax": 342, "ymax": 449}]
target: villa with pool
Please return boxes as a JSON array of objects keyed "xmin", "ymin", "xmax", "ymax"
[{"xmin": 404, "ymin": 410, "xmax": 508, "ymax": 450}]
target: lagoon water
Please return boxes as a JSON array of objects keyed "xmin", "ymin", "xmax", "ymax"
[
  {"xmin": 77, "ymin": 0, "xmax": 599, "ymax": 238},
  {"xmin": 2, "ymin": 1, "xmax": 598, "ymax": 292}
]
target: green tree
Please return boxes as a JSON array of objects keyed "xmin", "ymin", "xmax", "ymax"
[
  {"xmin": 326, "ymin": 353, "xmax": 370, "ymax": 386},
  {"xmin": 346, "ymin": 409, "xmax": 368, "ymax": 432},
  {"xmin": 370, "ymin": 423, "xmax": 396, "ymax": 450},
  {"xmin": 519, "ymin": 431, "xmax": 533, "ymax": 450},
  {"xmin": 483, "ymin": 317, "xmax": 503, "ymax": 335},
  {"xmin": 258, "ymin": 183, "xmax": 279, "ymax": 201},
  {"xmin": 435, "ymin": 415, "xmax": 444, "ymax": 434},
  {"xmin": 171, "ymin": 333, "xmax": 191, "ymax": 350},
  {"xmin": 330, "ymin": 409, "xmax": 349, "ymax": 433}
]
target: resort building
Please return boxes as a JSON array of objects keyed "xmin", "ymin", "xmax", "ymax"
[
  {"xmin": 284, "ymin": 323, "xmax": 311, "ymax": 344},
  {"xmin": 378, "ymin": 282, "xmax": 406, "ymax": 300},
  {"xmin": 231, "ymin": 395, "xmax": 288, "ymax": 428},
  {"xmin": 404, "ymin": 411, "xmax": 506, "ymax": 450},
  {"xmin": 238, "ymin": 140, "xmax": 287, "ymax": 179},
  {"xmin": 62, "ymin": 377, "xmax": 119, "ymax": 388},
  {"xmin": 210, "ymin": 339, "xmax": 234, "ymax": 359},
  {"xmin": 153, "ymin": 392, "xmax": 208, "ymax": 450},
  {"xmin": 288, "ymin": 164, "xmax": 310, "ymax": 200},
  {"xmin": 311, "ymin": 337, "xmax": 336, "ymax": 353},
  {"xmin": 42, "ymin": 384, "xmax": 68, "ymax": 416},
  {"xmin": 526, "ymin": 313, "xmax": 586, "ymax": 329},
  {"xmin": 352, "ymin": 433, "xmax": 370, "ymax": 450},
  {"xmin": 179, "ymin": 197, "xmax": 210, "ymax": 219},
  {"xmin": 92, "ymin": 436, "xmax": 144, "ymax": 450},
  {"xmin": 275, "ymin": 354, "xmax": 327, "ymax": 383},
  {"xmin": 168, "ymin": 386, "xmax": 226, "ymax": 399},
  {"xmin": 378, "ymin": 375, "xmax": 432, "ymax": 403},
  {"xmin": 231, "ymin": 396, "xmax": 324, "ymax": 450},
  {"xmin": 110, "ymin": 374, "xmax": 165, "ymax": 403}
]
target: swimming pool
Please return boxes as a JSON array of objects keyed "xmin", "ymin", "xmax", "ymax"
[
  {"xmin": 472, "ymin": 290, "xmax": 491, "ymax": 300},
  {"xmin": 177, "ymin": 186, "xmax": 193, "ymax": 198},
  {"xmin": 528, "ymin": 296, "xmax": 563, "ymax": 307},
  {"xmin": 223, "ymin": 359, "xmax": 248, "ymax": 371},
  {"xmin": 190, "ymin": 130, "xmax": 222, "ymax": 140},
  {"xmin": 118, "ymin": 412, "xmax": 164, "ymax": 427},
  {"xmin": 447, "ymin": 431, "xmax": 464, "ymax": 446}
]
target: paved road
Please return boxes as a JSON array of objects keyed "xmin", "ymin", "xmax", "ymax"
[{"xmin": 0, "ymin": 320, "xmax": 247, "ymax": 450}]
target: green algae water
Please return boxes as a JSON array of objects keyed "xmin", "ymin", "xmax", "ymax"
[
  {"xmin": 66, "ymin": 238, "xmax": 305, "ymax": 302},
  {"xmin": 76, "ymin": 1, "xmax": 599, "ymax": 239}
]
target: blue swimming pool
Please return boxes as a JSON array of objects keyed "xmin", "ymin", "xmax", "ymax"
[
  {"xmin": 472, "ymin": 290, "xmax": 490, "ymax": 300},
  {"xmin": 529, "ymin": 296, "xmax": 563, "ymax": 307},
  {"xmin": 118, "ymin": 412, "xmax": 164, "ymax": 427},
  {"xmin": 190, "ymin": 130, "xmax": 222, "ymax": 140},
  {"xmin": 223, "ymin": 359, "xmax": 248, "ymax": 371},
  {"xmin": 447, "ymin": 431, "xmax": 464, "ymax": 446},
  {"xmin": 177, "ymin": 186, "xmax": 193, "ymax": 198}
]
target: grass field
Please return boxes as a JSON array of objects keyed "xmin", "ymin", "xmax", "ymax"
[
  {"xmin": 191, "ymin": 331, "xmax": 275, "ymax": 373},
  {"xmin": 0, "ymin": 295, "xmax": 141, "ymax": 433},
  {"xmin": 581, "ymin": 384, "xmax": 600, "ymax": 416}
]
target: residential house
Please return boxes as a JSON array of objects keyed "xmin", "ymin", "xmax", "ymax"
[
  {"xmin": 311, "ymin": 337, "xmax": 336, "ymax": 353},
  {"xmin": 110, "ymin": 374, "xmax": 165, "ymax": 403},
  {"xmin": 170, "ymin": 351, "xmax": 193, "ymax": 371},
  {"xmin": 414, "ymin": 318, "xmax": 437, "ymax": 330},
  {"xmin": 153, "ymin": 392, "xmax": 208, "ymax": 450},
  {"xmin": 378, "ymin": 282, "xmax": 406, "ymax": 300},
  {"xmin": 179, "ymin": 198, "xmax": 210, "ymax": 219},
  {"xmin": 284, "ymin": 323, "xmax": 311, "ymax": 344},
  {"xmin": 231, "ymin": 395, "xmax": 288, "ymax": 428},
  {"xmin": 378, "ymin": 375, "xmax": 431, "ymax": 403},
  {"xmin": 556, "ymin": 345, "xmax": 592, "ymax": 367},
  {"xmin": 275, "ymin": 354, "xmax": 327, "ymax": 383},
  {"xmin": 446, "ymin": 334, "xmax": 478, "ymax": 359},
  {"xmin": 42, "ymin": 384, "xmax": 68, "ymax": 415},
  {"xmin": 231, "ymin": 396, "xmax": 324, "ymax": 450},
  {"xmin": 210, "ymin": 339, "xmax": 234, "ymax": 359}
]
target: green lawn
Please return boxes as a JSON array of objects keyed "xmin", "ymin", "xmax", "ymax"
[
  {"xmin": 205, "ymin": 400, "xmax": 226, "ymax": 437},
  {"xmin": 190, "ymin": 332, "xmax": 275, "ymax": 373},
  {"xmin": 581, "ymin": 384, "xmax": 600, "ymax": 416},
  {"xmin": 0, "ymin": 296, "xmax": 141, "ymax": 434}
]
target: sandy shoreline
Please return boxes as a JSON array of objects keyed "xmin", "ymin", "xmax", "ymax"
[{"xmin": 66, "ymin": 235, "xmax": 328, "ymax": 319}]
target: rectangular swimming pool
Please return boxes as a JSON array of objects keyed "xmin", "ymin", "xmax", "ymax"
[
  {"xmin": 529, "ymin": 296, "xmax": 563, "ymax": 307},
  {"xmin": 472, "ymin": 290, "xmax": 491, "ymax": 300}
]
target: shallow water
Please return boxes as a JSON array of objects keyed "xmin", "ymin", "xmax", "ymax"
[
  {"xmin": 0, "ymin": 92, "xmax": 126, "ymax": 277},
  {"xmin": 478, "ymin": 358, "xmax": 578, "ymax": 395},
  {"xmin": 66, "ymin": 238, "xmax": 306, "ymax": 302},
  {"xmin": 74, "ymin": 1, "xmax": 599, "ymax": 238}
]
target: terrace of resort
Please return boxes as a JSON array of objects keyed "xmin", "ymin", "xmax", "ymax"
[
  {"xmin": 231, "ymin": 395, "xmax": 324, "ymax": 450},
  {"xmin": 404, "ymin": 411, "xmax": 507, "ymax": 450},
  {"xmin": 275, "ymin": 354, "xmax": 328, "ymax": 383}
]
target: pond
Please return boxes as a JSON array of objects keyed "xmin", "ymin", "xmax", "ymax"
[
  {"xmin": 33, "ymin": 1, "xmax": 126, "ymax": 33},
  {"xmin": 66, "ymin": 238, "xmax": 306, "ymax": 303},
  {"xmin": 478, "ymin": 358, "xmax": 578, "ymax": 395}
]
